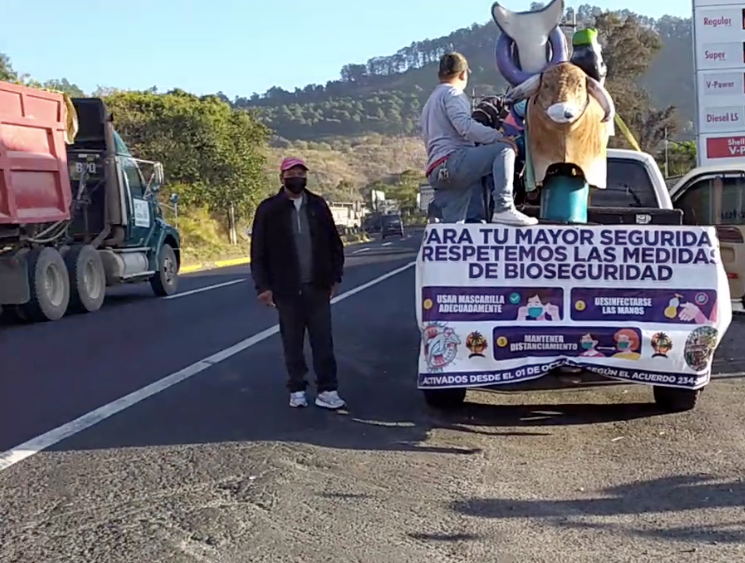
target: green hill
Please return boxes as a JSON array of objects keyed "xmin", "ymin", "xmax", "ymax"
[{"xmin": 236, "ymin": 4, "xmax": 693, "ymax": 142}]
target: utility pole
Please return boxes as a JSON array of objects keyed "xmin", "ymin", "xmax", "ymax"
[
  {"xmin": 664, "ymin": 128, "xmax": 670, "ymax": 178},
  {"xmin": 470, "ymin": 88, "xmax": 478, "ymax": 112},
  {"xmin": 559, "ymin": 8, "xmax": 577, "ymax": 34}
]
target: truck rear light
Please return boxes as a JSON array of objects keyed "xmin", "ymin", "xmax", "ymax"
[
  {"xmin": 728, "ymin": 272, "xmax": 739, "ymax": 279},
  {"xmin": 716, "ymin": 226, "xmax": 745, "ymax": 243}
]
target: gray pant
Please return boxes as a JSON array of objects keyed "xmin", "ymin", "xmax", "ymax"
[
  {"xmin": 275, "ymin": 284, "xmax": 338, "ymax": 393},
  {"xmin": 427, "ymin": 143, "xmax": 515, "ymax": 223}
]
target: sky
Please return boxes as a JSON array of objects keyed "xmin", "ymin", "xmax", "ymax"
[{"xmin": 2, "ymin": 0, "xmax": 691, "ymax": 99}]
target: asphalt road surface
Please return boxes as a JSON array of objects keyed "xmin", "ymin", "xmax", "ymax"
[{"xmin": 1, "ymin": 230, "xmax": 744, "ymax": 563}]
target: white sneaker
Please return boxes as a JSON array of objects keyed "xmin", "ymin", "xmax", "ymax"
[
  {"xmin": 491, "ymin": 208, "xmax": 538, "ymax": 226},
  {"xmin": 315, "ymin": 390, "xmax": 346, "ymax": 410},
  {"xmin": 290, "ymin": 391, "xmax": 308, "ymax": 408}
]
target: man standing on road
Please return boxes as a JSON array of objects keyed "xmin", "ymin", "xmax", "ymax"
[
  {"xmin": 420, "ymin": 52, "xmax": 537, "ymax": 226},
  {"xmin": 250, "ymin": 157, "xmax": 346, "ymax": 410}
]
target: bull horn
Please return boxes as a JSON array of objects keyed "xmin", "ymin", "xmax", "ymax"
[
  {"xmin": 506, "ymin": 74, "xmax": 541, "ymax": 103},
  {"xmin": 492, "ymin": 0, "xmax": 566, "ymax": 75},
  {"xmin": 586, "ymin": 76, "xmax": 615, "ymax": 123}
]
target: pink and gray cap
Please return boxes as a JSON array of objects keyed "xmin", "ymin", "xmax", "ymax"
[{"xmin": 280, "ymin": 157, "xmax": 309, "ymax": 172}]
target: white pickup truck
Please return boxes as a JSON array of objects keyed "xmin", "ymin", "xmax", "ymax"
[
  {"xmin": 579, "ymin": 153, "xmax": 745, "ymax": 307},
  {"xmin": 669, "ymin": 163, "xmax": 745, "ymax": 308},
  {"xmin": 420, "ymin": 148, "xmax": 735, "ymax": 412}
]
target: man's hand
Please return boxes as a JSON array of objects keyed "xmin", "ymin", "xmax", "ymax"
[
  {"xmin": 257, "ymin": 290, "xmax": 274, "ymax": 307},
  {"xmin": 329, "ymin": 283, "xmax": 339, "ymax": 299}
]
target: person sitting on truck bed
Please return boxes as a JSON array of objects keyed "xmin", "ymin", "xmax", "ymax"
[{"xmin": 420, "ymin": 52, "xmax": 537, "ymax": 226}]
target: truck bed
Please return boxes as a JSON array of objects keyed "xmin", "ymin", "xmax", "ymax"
[
  {"xmin": 0, "ymin": 81, "xmax": 72, "ymax": 225},
  {"xmin": 521, "ymin": 205, "xmax": 683, "ymax": 225}
]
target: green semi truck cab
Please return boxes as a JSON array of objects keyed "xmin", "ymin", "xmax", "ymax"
[
  {"xmin": 0, "ymin": 84, "xmax": 182, "ymax": 323},
  {"xmin": 67, "ymin": 98, "xmax": 181, "ymax": 294}
]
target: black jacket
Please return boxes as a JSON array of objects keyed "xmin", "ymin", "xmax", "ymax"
[{"xmin": 250, "ymin": 189, "xmax": 345, "ymax": 296}]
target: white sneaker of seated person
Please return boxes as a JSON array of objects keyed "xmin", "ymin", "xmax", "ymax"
[
  {"xmin": 492, "ymin": 207, "xmax": 538, "ymax": 226},
  {"xmin": 290, "ymin": 391, "xmax": 308, "ymax": 408},
  {"xmin": 315, "ymin": 390, "xmax": 346, "ymax": 410}
]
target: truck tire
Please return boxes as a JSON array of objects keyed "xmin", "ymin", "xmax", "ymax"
[
  {"xmin": 150, "ymin": 243, "xmax": 178, "ymax": 297},
  {"xmin": 65, "ymin": 244, "xmax": 106, "ymax": 314},
  {"xmin": 422, "ymin": 388, "xmax": 467, "ymax": 409},
  {"xmin": 653, "ymin": 386, "xmax": 701, "ymax": 413},
  {"xmin": 19, "ymin": 247, "xmax": 70, "ymax": 322}
]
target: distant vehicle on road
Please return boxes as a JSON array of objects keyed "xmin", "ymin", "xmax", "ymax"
[
  {"xmin": 381, "ymin": 213, "xmax": 405, "ymax": 239},
  {"xmin": 328, "ymin": 201, "xmax": 363, "ymax": 233},
  {"xmin": 362, "ymin": 212, "xmax": 382, "ymax": 234},
  {"xmin": 0, "ymin": 81, "xmax": 181, "ymax": 323}
]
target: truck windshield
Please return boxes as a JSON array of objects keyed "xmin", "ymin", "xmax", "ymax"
[
  {"xmin": 113, "ymin": 132, "xmax": 132, "ymax": 156},
  {"xmin": 589, "ymin": 158, "xmax": 658, "ymax": 208}
]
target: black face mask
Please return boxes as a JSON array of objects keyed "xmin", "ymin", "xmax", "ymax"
[{"xmin": 283, "ymin": 177, "xmax": 306, "ymax": 194}]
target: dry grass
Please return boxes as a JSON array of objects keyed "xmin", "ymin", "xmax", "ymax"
[
  {"xmin": 173, "ymin": 207, "xmax": 249, "ymax": 264},
  {"xmin": 265, "ymin": 135, "xmax": 426, "ymax": 198}
]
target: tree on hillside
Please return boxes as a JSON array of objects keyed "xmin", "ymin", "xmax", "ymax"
[
  {"xmin": 41, "ymin": 78, "xmax": 85, "ymax": 97},
  {"xmin": 594, "ymin": 12, "xmax": 661, "ymax": 81},
  {"xmin": 593, "ymin": 12, "xmax": 679, "ymax": 153},
  {"xmin": 104, "ymin": 90, "xmax": 272, "ymax": 221},
  {"xmin": 665, "ymin": 141, "xmax": 697, "ymax": 176},
  {"xmin": 0, "ymin": 53, "xmax": 16, "ymax": 81}
]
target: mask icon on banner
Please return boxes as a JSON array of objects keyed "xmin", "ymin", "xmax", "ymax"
[{"xmin": 527, "ymin": 305, "xmax": 544, "ymax": 318}]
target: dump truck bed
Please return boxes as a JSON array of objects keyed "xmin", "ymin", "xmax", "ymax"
[{"xmin": 0, "ymin": 81, "xmax": 71, "ymax": 225}]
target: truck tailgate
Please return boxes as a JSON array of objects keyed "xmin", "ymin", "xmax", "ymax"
[
  {"xmin": 0, "ymin": 81, "xmax": 72, "ymax": 225},
  {"xmin": 522, "ymin": 206, "xmax": 683, "ymax": 225}
]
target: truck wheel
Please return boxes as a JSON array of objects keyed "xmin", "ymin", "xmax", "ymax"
[
  {"xmin": 150, "ymin": 243, "xmax": 178, "ymax": 296},
  {"xmin": 653, "ymin": 386, "xmax": 701, "ymax": 413},
  {"xmin": 65, "ymin": 245, "xmax": 106, "ymax": 314},
  {"xmin": 19, "ymin": 247, "xmax": 70, "ymax": 322},
  {"xmin": 422, "ymin": 388, "xmax": 467, "ymax": 409}
]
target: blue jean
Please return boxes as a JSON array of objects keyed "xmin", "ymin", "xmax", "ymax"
[{"xmin": 427, "ymin": 143, "xmax": 515, "ymax": 223}]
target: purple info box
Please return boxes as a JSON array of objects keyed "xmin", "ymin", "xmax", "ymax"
[
  {"xmin": 421, "ymin": 286, "xmax": 564, "ymax": 322},
  {"xmin": 492, "ymin": 325, "xmax": 644, "ymax": 361},
  {"xmin": 570, "ymin": 288, "xmax": 718, "ymax": 324}
]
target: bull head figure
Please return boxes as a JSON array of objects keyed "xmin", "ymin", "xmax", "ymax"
[
  {"xmin": 492, "ymin": 0, "xmax": 568, "ymax": 87},
  {"xmin": 506, "ymin": 62, "xmax": 615, "ymax": 189}
]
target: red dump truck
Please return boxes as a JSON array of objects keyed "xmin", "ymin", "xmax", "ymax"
[{"xmin": 0, "ymin": 81, "xmax": 181, "ymax": 322}]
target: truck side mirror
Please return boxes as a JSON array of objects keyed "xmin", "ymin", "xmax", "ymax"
[{"xmin": 153, "ymin": 162, "xmax": 165, "ymax": 187}]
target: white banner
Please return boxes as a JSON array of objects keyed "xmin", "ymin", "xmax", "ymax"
[{"xmin": 415, "ymin": 225, "xmax": 732, "ymax": 390}]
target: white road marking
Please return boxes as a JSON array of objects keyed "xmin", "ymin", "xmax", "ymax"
[
  {"xmin": 0, "ymin": 261, "xmax": 416, "ymax": 473},
  {"xmin": 352, "ymin": 247, "xmax": 371, "ymax": 254},
  {"xmin": 712, "ymin": 371, "xmax": 745, "ymax": 380},
  {"xmin": 381, "ymin": 242, "xmax": 393, "ymax": 247},
  {"xmin": 164, "ymin": 279, "xmax": 246, "ymax": 299}
]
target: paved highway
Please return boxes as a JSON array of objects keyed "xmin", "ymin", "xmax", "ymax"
[{"xmin": 1, "ymin": 230, "xmax": 744, "ymax": 562}]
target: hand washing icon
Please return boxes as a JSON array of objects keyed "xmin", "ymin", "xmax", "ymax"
[{"xmin": 664, "ymin": 294, "xmax": 683, "ymax": 319}]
